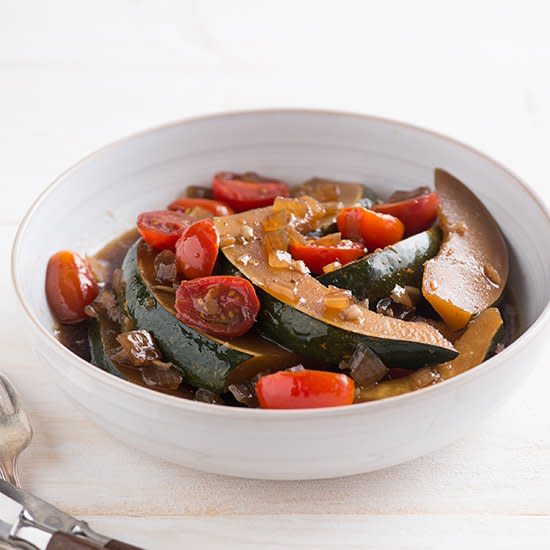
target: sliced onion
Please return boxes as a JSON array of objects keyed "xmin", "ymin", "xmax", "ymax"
[
  {"xmin": 90, "ymin": 289, "xmax": 119, "ymax": 323},
  {"xmin": 141, "ymin": 364, "xmax": 183, "ymax": 390},
  {"xmin": 116, "ymin": 329, "xmax": 161, "ymax": 367},
  {"xmin": 268, "ymin": 280, "xmax": 298, "ymax": 302},
  {"xmin": 288, "ymin": 226, "xmax": 308, "ymax": 247},
  {"xmin": 286, "ymin": 364, "xmax": 305, "ymax": 372},
  {"xmin": 315, "ymin": 232, "xmax": 342, "ymax": 246},
  {"xmin": 323, "ymin": 287, "xmax": 353, "ymax": 311},
  {"xmin": 339, "ymin": 344, "xmax": 388, "ymax": 388},
  {"xmin": 153, "ymin": 249, "xmax": 177, "ymax": 284},
  {"xmin": 273, "ymin": 196, "xmax": 308, "ymax": 217},
  {"xmin": 195, "ymin": 388, "xmax": 225, "ymax": 405},
  {"xmin": 322, "ymin": 261, "xmax": 343, "ymax": 274},
  {"xmin": 339, "ymin": 304, "xmax": 366, "ymax": 324},
  {"xmin": 292, "ymin": 179, "xmax": 341, "ymax": 202},
  {"xmin": 228, "ymin": 382, "xmax": 258, "ymax": 407},
  {"xmin": 300, "ymin": 196, "xmax": 327, "ymax": 221},
  {"xmin": 264, "ymin": 229, "xmax": 290, "ymax": 259},
  {"xmin": 262, "ymin": 209, "xmax": 289, "ymax": 232}
]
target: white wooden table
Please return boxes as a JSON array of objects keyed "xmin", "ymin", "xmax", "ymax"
[{"xmin": 1, "ymin": 2, "xmax": 550, "ymax": 548}]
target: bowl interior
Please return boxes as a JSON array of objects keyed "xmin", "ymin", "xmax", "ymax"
[{"xmin": 14, "ymin": 111, "xmax": 550, "ymax": 359}]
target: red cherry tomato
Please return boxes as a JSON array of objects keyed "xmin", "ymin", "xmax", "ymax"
[
  {"xmin": 256, "ymin": 369, "xmax": 355, "ymax": 409},
  {"xmin": 289, "ymin": 241, "xmax": 366, "ymax": 274},
  {"xmin": 212, "ymin": 172, "xmax": 290, "ymax": 212},
  {"xmin": 175, "ymin": 276, "xmax": 261, "ymax": 338},
  {"xmin": 45, "ymin": 251, "xmax": 99, "ymax": 324},
  {"xmin": 137, "ymin": 210, "xmax": 195, "ymax": 250},
  {"xmin": 337, "ymin": 206, "xmax": 404, "ymax": 250},
  {"xmin": 175, "ymin": 218, "xmax": 220, "ymax": 279},
  {"xmin": 167, "ymin": 198, "xmax": 234, "ymax": 217},
  {"xmin": 373, "ymin": 191, "xmax": 439, "ymax": 236}
]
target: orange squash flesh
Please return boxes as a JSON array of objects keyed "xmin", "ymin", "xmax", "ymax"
[
  {"xmin": 422, "ymin": 169, "xmax": 509, "ymax": 330},
  {"xmin": 358, "ymin": 307, "xmax": 503, "ymax": 401}
]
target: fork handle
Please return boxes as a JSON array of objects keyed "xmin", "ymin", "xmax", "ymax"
[
  {"xmin": 46, "ymin": 532, "xmax": 102, "ymax": 549},
  {"xmin": 45, "ymin": 533, "xmax": 144, "ymax": 550},
  {"xmin": 106, "ymin": 540, "xmax": 144, "ymax": 550}
]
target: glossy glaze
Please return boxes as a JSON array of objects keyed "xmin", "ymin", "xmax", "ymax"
[{"xmin": 318, "ymin": 227, "xmax": 441, "ymax": 301}]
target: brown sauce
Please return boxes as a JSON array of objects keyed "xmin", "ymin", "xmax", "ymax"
[
  {"xmin": 56, "ymin": 228, "xmax": 519, "ymax": 404},
  {"xmin": 56, "ymin": 229, "xmax": 196, "ymax": 399}
]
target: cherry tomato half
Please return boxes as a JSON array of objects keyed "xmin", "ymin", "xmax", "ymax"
[
  {"xmin": 168, "ymin": 198, "xmax": 234, "ymax": 217},
  {"xmin": 175, "ymin": 218, "xmax": 220, "ymax": 279},
  {"xmin": 45, "ymin": 251, "xmax": 99, "ymax": 324},
  {"xmin": 256, "ymin": 369, "xmax": 355, "ymax": 409},
  {"xmin": 289, "ymin": 241, "xmax": 366, "ymax": 274},
  {"xmin": 212, "ymin": 172, "xmax": 290, "ymax": 212},
  {"xmin": 175, "ymin": 276, "xmax": 260, "ymax": 338},
  {"xmin": 373, "ymin": 191, "xmax": 439, "ymax": 237},
  {"xmin": 137, "ymin": 210, "xmax": 195, "ymax": 250},
  {"xmin": 337, "ymin": 206, "xmax": 404, "ymax": 250}
]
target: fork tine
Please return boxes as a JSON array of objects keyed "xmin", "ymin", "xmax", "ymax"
[
  {"xmin": 0, "ymin": 375, "xmax": 17, "ymax": 416},
  {"xmin": 0, "ymin": 374, "xmax": 32, "ymax": 487}
]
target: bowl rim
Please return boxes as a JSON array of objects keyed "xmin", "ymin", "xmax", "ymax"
[{"xmin": 12, "ymin": 108, "xmax": 550, "ymax": 418}]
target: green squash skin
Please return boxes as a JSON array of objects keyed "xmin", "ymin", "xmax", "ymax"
[
  {"xmin": 318, "ymin": 227, "xmax": 441, "ymax": 302},
  {"xmin": 256, "ymin": 289, "xmax": 456, "ymax": 368},
  {"xmin": 221, "ymin": 258, "xmax": 457, "ymax": 368},
  {"xmin": 88, "ymin": 318, "xmax": 125, "ymax": 379},
  {"xmin": 122, "ymin": 241, "xmax": 252, "ymax": 393}
]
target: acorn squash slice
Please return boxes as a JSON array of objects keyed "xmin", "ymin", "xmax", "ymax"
[
  {"xmin": 215, "ymin": 208, "xmax": 457, "ymax": 368},
  {"xmin": 358, "ymin": 307, "xmax": 503, "ymax": 401},
  {"xmin": 121, "ymin": 240, "xmax": 301, "ymax": 393},
  {"xmin": 318, "ymin": 227, "xmax": 440, "ymax": 302},
  {"xmin": 422, "ymin": 169, "xmax": 509, "ymax": 330}
]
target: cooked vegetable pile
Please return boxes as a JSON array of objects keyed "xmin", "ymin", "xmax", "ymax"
[{"xmin": 46, "ymin": 169, "xmax": 513, "ymax": 409}]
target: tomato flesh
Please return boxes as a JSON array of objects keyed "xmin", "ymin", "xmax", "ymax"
[
  {"xmin": 137, "ymin": 210, "xmax": 195, "ymax": 250},
  {"xmin": 337, "ymin": 206, "xmax": 404, "ymax": 250},
  {"xmin": 168, "ymin": 197, "xmax": 234, "ymax": 217},
  {"xmin": 289, "ymin": 241, "xmax": 366, "ymax": 274},
  {"xmin": 212, "ymin": 171, "xmax": 290, "ymax": 212},
  {"xmin": 175, "ymin": 218, "xmax": 220, "ymax": 279},
  {"xmin": 256, "ymin": 369, "xmax": 355, "ymax": 409},
  {"xmin": 373, "ymin": 191, "xmax": 439, "ymax": 236},
  {"xmin": 175, "ymin": 276, "xmax": 260, "ymax": 338},
  {"xmin": 46, "ymin": 251, "xmax": 99, "ymax": 324}
]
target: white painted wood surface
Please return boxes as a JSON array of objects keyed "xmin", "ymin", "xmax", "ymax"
[{"xmin": 1, "ymin": 1, "xmax": 550, "ymax": 548}]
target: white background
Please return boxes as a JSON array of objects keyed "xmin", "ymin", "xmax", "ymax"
[{"xmin": 1, "ymin": 1, "xmax": 550, "ymax": 548}]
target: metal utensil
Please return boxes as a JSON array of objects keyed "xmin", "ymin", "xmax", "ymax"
[
  {"xmin": 0, "ymin": 487, "xmax": 113, "ymax": 549},
  {"xmin": 0, "ymin": 375, "xmax": 32, "ymax": 486},
  {"xmin": 0, "ymin": 377, "xmax": 142, "ymax": 549}
]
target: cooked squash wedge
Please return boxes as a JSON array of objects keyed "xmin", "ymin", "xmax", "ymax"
[
  {"xmin": 422, "ymin": 169, "xmax": 509, "ymax": 330},
  {"xmin": 89, "ymin": 317, "xmax": 125, "ymax": 379},
  {"xmin": 215, "ymin": 207, "xmax": 457, "ymax": 368},
  {"xmin": 318, "ymin": 227, "xmax": 440, "ymax": 301},
  {"xmin": 121, "ymin": 240, "xmax": 301, "ymax": 392},
  {"xmin": 358, "ymin": 307, "xmax": 503, "ymax": 401}
]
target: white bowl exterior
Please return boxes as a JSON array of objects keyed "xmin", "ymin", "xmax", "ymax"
[{"xmin": 13, "ymin": 111, "xmax": 550, "ymax": 479}]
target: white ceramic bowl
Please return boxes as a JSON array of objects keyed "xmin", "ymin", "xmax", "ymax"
[{"xmin": 12, "ymin": 110, "xmax": 550, "ymax": 480}]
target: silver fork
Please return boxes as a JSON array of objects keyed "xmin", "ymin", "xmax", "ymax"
[{"xmin": 0, "ymin": 374, "xmax": 32, "ymax": 487}]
